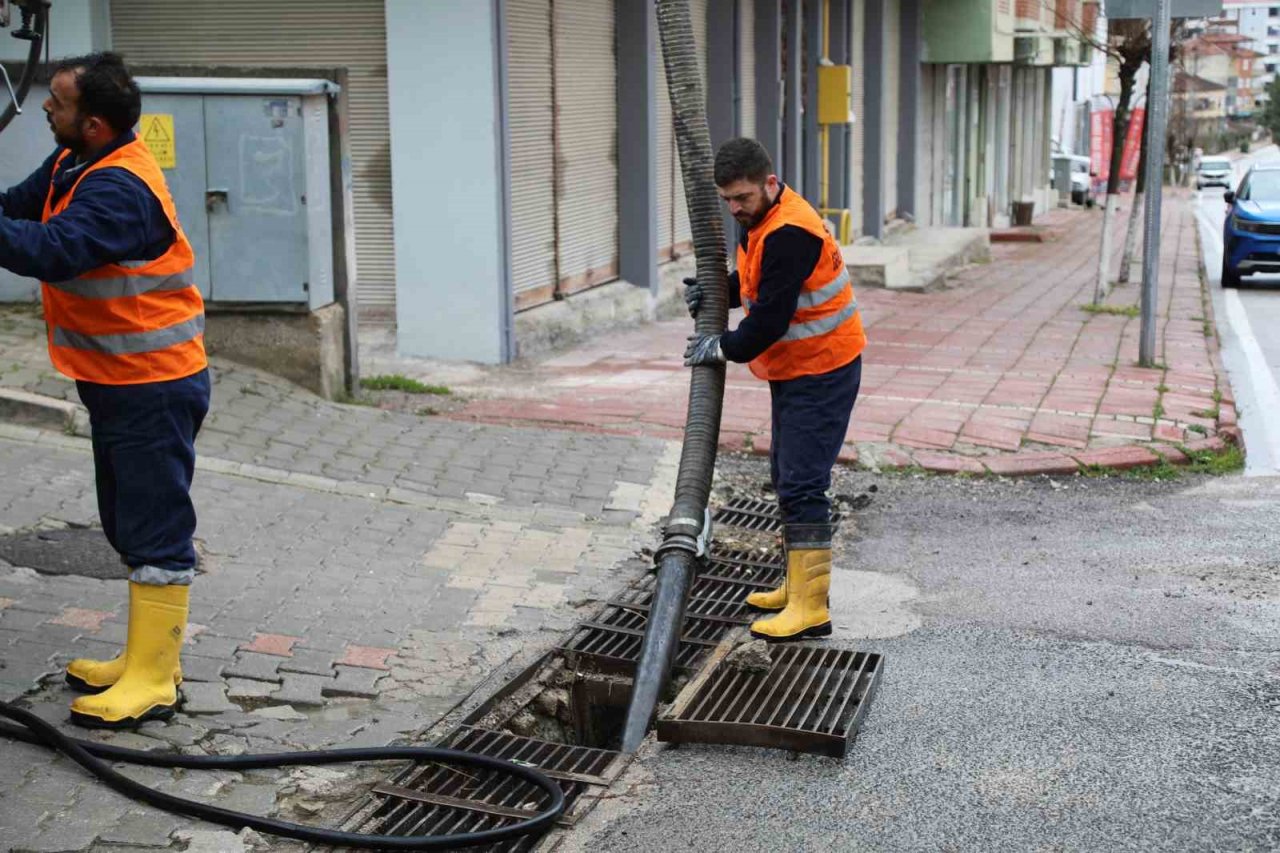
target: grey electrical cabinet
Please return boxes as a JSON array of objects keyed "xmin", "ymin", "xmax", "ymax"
[{"xmin": 135, "ymin": 77, "xmax": 337, "ymax": 309}]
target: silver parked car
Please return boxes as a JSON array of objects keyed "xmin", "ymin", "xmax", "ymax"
[{"xmin": 1197, "ymin": 156, "xmax": 1233, "ymax": 190}]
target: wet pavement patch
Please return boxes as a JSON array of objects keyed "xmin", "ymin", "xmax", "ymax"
[{"xmin": 0, "ymin": 527, "xmax": 123, "ymax": 579}]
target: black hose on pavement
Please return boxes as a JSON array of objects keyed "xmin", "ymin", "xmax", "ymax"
[
  {"xmin": 620, "ymin": 0, "xmax": 730, "ymax": 753},
  {"xmin": 0, "ymin": 703, "xmax": 564, "ymax": 850}
]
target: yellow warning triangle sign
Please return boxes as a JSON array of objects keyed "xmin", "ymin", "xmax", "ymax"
[{"xmin": 143, "ymin": 117, "xmax": 171, "ymax": 143}]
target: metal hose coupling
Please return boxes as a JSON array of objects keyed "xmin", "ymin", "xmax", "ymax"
[{"xmin": 656, "ymin": 506, "xmax": 713, "ymax": 563}]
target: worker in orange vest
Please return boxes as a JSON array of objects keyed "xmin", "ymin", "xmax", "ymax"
[
  {"xmin": 0, "ymin": 53, "xmax": 207, "ymax": 727},
  {"xmin": 684, "ymin": 138, "xmax": 866, "ymax": 642}
]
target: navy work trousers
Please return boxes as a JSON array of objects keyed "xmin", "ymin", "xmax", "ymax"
[
  {"xmin": 75, "ymin": 369, "xmax": 210, "ymax": 577},
  {"xmin": 769, "ymin": 356, "xmax": 861, "ymax": 526}
]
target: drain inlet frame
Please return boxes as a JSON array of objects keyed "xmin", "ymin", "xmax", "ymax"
[{"xmin": 657, "ymin": 635, "xmax": 884, "ymax": 758}]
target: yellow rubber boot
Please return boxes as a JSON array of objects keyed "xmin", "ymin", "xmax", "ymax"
[
  {"xmin": 65, "ymin": 650, "xmax": 182, "ymax": 694},
  {"xmin": 745, "ymin": 580, "xmax": 787, "ymax": 611},
  {"xmin": 749, "ymin": 548, "xmax": 832, "ymax": 642},
  {"xmin": 745, "ymin": 540, "xmax": 788, "ymax": 611},
  {"xmin": 70, "ymin": 582, "xmax": 188, "ymax": 729}
]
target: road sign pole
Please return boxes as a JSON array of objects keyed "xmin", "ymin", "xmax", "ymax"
[{"xmin": 1139, "ymin": 0, "xmax": 1171, "ymax": 367}]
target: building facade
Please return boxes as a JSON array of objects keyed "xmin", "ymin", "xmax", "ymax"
[{"xmin": 0, "ymin": 0, "xmax": 1089, "ymax": 364}]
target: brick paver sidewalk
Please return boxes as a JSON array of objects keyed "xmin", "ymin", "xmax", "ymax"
[{"xmin": 452, "ymin": 196, "xmax": 1239, "ymax": 476}]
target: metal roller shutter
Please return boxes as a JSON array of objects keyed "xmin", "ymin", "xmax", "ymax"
[
  {"xmin": 552, "ymin": 0, "xmax": 618, "ymax": 296},
  {"xmin": 507, "ymin": 0, "xmax": 557, "ymax": 309},
  {"xmin": 673, "ymin": 0, "xmax": 709, "ymax": 252},
  {"xmin": 657, "ymin": 45, "xmax": 676, "ymax": 260},
  {"xmin": 882, "ymin": 0, "xmax": 901, "ymax": 221},
  {"xmin": 850, "ymin": 0, "xmax": 865, "ymax": 236},
  {"xmin": 739, "ymin": 0, "xmax": 757, "ymax": 139},
  {"xmin": 109, "ymin": 0, "xmax": 395, "ymax": 319}
]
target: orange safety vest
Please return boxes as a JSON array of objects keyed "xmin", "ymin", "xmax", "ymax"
[
  {"xmin": 40, "ymin": 139, "xmax": 206, "ymax": 385},
  {"xmin": 738, "ymin": 186, "xmax": 866, "ymax": 381}
]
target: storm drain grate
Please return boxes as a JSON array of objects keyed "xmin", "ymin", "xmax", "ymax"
[
  {"xmin": 344, "ymin": 726, "xmax": 623, "ymax": 847},
  {"xmin": 713, "ymin": 498, "xmax": 842, "ymax": 534},
  {"xmin": 704, "ymin": 545, "xmax": 785, "ymax": 586},
  {"xmin": 657, "ymin": 644, "xmax": 883, "ymax": 757},
  {"xmin": 559, "ymin": 605, "xmax": 722, "ymax": 673},
  {"xmin": 609, "ymin": 573, "xmax": 763, "ymax": 626}
]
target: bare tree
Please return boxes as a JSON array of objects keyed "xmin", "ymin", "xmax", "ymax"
[
  {"xmin": 1044, "ymin": 1, "xmax": 1151, "ymax": 302},
  {"xmin": 1095, "ymin": 20, "xmax": 1151, "ymax": 304}
]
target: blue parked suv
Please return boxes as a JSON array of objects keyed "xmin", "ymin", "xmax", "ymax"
[{"xmin": 1222, "ymin": 162, "xmax": 1280, "ymax": 288}]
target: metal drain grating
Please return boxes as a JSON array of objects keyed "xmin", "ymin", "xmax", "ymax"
[
  {"xmin": 559, "ymin": 604, "xmax": 722, "ymax": 673},
  {"xmin": 657, "ymin": 644, "xmax": 883, "ymax": 757},
  {"xmin": 704, "ymin": 545, "xmax": 785, "ymax": 586},
  {"xmin": 609, "ymin": 573, "xmax": 763, "ymax": 626},
  {"xmin": 712, "ymin": 497, "xmax": 842, "ymax": 533},
  {"xmin": 344, "ymin": 726, "xmax": 623, "ymax": 847}
]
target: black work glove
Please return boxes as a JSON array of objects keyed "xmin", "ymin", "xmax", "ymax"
[
  {"xmin": 682, "ymin": 277, "xmax": 702, "ymax": 319},
  {"xmin": 684, "ymin": 333, "xmax": 725, "ymax": 367}
]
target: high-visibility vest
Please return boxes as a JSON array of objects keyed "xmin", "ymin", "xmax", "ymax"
[
  {"xmin": 40, "ymin": 139, "xmax": 206, "ymax": 385},
  {"xmin": 738, "ymin": 186, "xmax": 866, "ymax": 381}
]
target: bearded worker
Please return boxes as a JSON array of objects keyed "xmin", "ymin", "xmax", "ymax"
[
  {"xmin": 0, "ymin": 52, "xmax": 207, "ymax": 727},
  {"xmin": 683, "ymin": 138, "xmax": 865, "ymax": 642}
]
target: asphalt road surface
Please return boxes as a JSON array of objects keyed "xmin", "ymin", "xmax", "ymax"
[{"xmin": 561, "ymin": 427, "xmax": 1280, "ymax": 851}]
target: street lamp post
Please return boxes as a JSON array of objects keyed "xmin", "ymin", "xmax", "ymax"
[{"xmin": 1140, "ymin": 0, "xmax": 1173, "ymax": 367}]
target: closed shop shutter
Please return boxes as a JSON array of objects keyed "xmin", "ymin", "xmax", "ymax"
[
  {"xmin": 552, "ymin": 0, "xmax": 619, "ymax": 296},
  {"xmin": 673, "ymin": 0, "xmax": 709, "ymax": 252},
  {"xmin": 507, "ymin": 0, "xmax": 557, "ymax": 309},
  {"xmin": 110, "ymin": 0, "xmax": 396, "ymax": 319},
  {"xmin": 739, "ymin": 0, "xmax": 757, "ymax": 139},
  {"xmin": 882, "ymin": 0, "xmax": 901, "ymax": 221},
  {"xmin": 657, "ymin": 45, "xmax": 676, "ymax": 260},
  {"xmin": 850, "ymin": 0, "xmax": 865, "ymax": 236}
]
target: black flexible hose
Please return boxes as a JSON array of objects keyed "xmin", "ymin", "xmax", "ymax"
[
  {"xmin": 0, "ymin": 1, "xmax": 48, "ymax": 135},
  {"xmin": 621, "ymin": 0, "xmax": 730, "ymax": 753},
  {"xmin": 0, "ymin": 703, "xmax": 564, "ymax": 849}
]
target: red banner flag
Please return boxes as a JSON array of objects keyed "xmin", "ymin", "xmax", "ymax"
[
  {"xmin": 1119, "ymin": 108, "xmax": 1145, "ymax": 183},
  {"xmin": 1090, "ymin": 108, "xmax": 1113, "ymax": 186}
]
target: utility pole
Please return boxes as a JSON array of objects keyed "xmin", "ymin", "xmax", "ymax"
[{"xmin": 1139, "ymin": 0, "xmax": 1172, "ymax": 367}]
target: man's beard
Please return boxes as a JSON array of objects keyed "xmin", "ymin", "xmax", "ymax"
[
  {"xmin": 49, "ymin": 117, "xmax": 85, "ymax": 155},
  {"xmin": 736, "ymin": 208, "xmax": 767, "ymax": 230}
]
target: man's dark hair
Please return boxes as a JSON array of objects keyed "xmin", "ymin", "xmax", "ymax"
[
  {"xmin": 54, "ymin": 52, "xmax": 141, "ymax": 134},
  {"xmin": 714, "ymin": 138, "xmax": 774, "ymax": 186}
]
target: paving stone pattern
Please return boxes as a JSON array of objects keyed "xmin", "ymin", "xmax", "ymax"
[
  {"xmin": 445, "ymin": 199, "xmax": 1238, "ymax": 475},
  {"xmin": 0, "ymin": 419, "xmax": 671, "ymax": 849}
]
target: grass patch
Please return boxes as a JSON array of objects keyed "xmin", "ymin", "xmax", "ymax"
[
  {"xmin": 360, "ymin": 374, "xmax": 451, "ymax": 395},
  {"xmin": 1191, "ymin": 407, "xmax": 1219, "ymax": 420},
  {"xmin": 1153, "ymin": 402, "xmax": 1165, "ymax": 420},
  {"xmin": 1122, "ymin": 459, "xmax": 1183, "ymax": 482},
  {"xmin": 1184, "ymin": 444, "xmax": 1246, "ymax": 475},
  {"xmin": 1155, "ymin": 384, "xmax": 1170, "ymax": 393},
  {"xmin": 1187, "ymin": 424, "xmax": 1208, "ymax": 435},
  {"xmin": 1212, "ymin": 389, "xmax": 1223, "ymax": 404},
  {"xmin": 1081, "ymin": 303, "xmax": 1140, "ymax": 317}
]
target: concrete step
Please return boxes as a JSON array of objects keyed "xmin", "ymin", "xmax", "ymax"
[
  {"xmin": 842, "ymin": 226, "xmax": 990, "ymax": 292},
  {"xmin": 0, "ymin": 387, "xmax": 90, "ymax": 437}
]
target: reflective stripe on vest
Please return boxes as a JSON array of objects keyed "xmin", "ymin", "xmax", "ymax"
[
  {"xmin": 780, "ymin": 300, "xmax": 858, "ymax": 342},
  {"xmin": 744, "ymin": 266, "xmax": 851, "ymax": 317},
  {"xmin": 53, "ymin": 314, "xmax": 205, "ymax": 355},
  {"xmin": 46, "ymin": 269, "xmax": 194, "ymax": 300}
]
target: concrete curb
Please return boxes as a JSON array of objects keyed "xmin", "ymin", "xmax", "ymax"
[{"xmin": 0, "ymin": 387, "xmax": 90, "ymax": 438}]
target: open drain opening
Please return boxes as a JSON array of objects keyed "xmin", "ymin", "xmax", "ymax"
[{"xmin": 341, "ymin": 518, "xmax": 883, "ymax": 845}]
